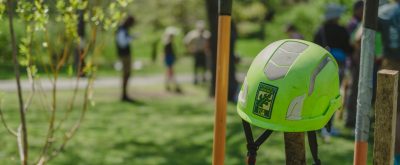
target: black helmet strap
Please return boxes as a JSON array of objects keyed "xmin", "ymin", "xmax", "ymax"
[
  {"xmin": 307, "ymin": 131, "xmax": 321, "ymax": 165},
  {"xmin": 242, "ymin": 120, "xmax": 273, "ymax": 165},
  {"xmin": 242, "ymin": 120, "xmax": 321, "ymax": 165}
]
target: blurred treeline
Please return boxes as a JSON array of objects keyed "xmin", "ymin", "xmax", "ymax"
[{"xmin": 0, "ymin": 0, "xmax": 355, "ymax": 70}]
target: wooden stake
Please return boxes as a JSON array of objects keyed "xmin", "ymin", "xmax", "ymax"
[
  {"xmin": 284, "ymin": 132, "xmax": 306, "ymax": 165},
  {"xmin": 373, "ymin": 69, "xmax": 399, "ymax": 165},
  {"xmin": 212, "ymin": 0, "xmax": 232, "ymax": 163}
]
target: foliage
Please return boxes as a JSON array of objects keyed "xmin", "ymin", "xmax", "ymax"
[
  {"xmin": 234, "ymin": 1, "xmax": 267, "ymax": 22},
  {"xmin": 234, "ymin": 0, "xmax": 355, "ymax": 40},
  {"xmin": 0, "ymin": 0, "xmax": 207, "ymax": 70},
  {"xmin": 130, "ymin": 0, "xmax": 205, "ymax": 33},
  {"xmin": 0, "ymin": 0, "xmax": 4, "ymax": 19}
]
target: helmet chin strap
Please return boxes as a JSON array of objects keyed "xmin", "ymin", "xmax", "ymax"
[
  {"xmin": 242, "ymin": 120, "xmax": 321, "ymax": 165},
  {"xmin": 307, "ymin": 131, "xmax": 321, "ymax": 165},
  {"xmin": 242, "ymin": 120, "xmax": 273, "ymax": 165}
]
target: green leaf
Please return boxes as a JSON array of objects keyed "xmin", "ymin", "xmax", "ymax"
[
  {"xmin": 27, "ymin": 65, "xmax": 38, "ymax": 77},
  {"xmin": 19, "ymin": 59, "xmax": 29, "ymax": 66},
  {"xmin": 67, "ymin": 65, "xmax": 73, "ymax": 76},
  {"xmin": 56, "ymin": 1, "xmax": 65, "ymax": 11},
  {"xmin": 90, "ymin": 100, "xmax": 96, "ymax": 107},
  {"xmin": 78, "ymin": 1, "xmax": 88, "ymax": 10},
  {"xmin": 0, "ymin": 0, "xmax": 5, "ymax": 19}
]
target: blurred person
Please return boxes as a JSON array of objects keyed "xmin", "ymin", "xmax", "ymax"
[
  {"xmin": 116, "ymin": 16, "xmax": 136, "ymax": 102},
  {"xmin": 346, "ymin": 1, "xmax": 384, "ymax": 128},
  {"xmin": 344, "ymin": 0, "xmax": 364, "ymax": 129},
  {"xmin": 285, "ymin": 23, "xmax": 304, "ymax": 39},
  {"xmin": 347, "ymin": 1, "xmax": 364, "ymax": 34},
  {"xmin": 184, "ymin": 20, "xmax": 211, "ymax": 85},
  {"xmin": 314, "ymin": 4, "xmax": 353, "ymax": 81},
  {"xmin": 314, "ymin": 3, "xmax": 353, "ymax": 142},
  {"xmin": 377, "ymin": 0, "xmax": 400, "ymax": 163},
  {"xmin": 163, "ymin": 27, "xmax": 182, "ymax": 93}
]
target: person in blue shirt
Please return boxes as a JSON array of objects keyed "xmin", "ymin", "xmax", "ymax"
[{"xmin": 163, "ymin": 27, "xmax": 182, "ymax": 93}]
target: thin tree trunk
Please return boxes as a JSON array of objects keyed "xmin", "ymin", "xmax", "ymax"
[
  {"xmin": 206, "ymin": 0, "xmax": 218, "ymax": 97},
  {"xmin": 206, "ymin": 0, "xmax": 238, "ymax": 101},
  {"xmin": 7, "ymin": 0, "xmax": 29, "ymax": 164}
]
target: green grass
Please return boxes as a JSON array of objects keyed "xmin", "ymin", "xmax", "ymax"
[{"xmin": 0, "ymin": 84, "xmax": 373, "ymax": 165}]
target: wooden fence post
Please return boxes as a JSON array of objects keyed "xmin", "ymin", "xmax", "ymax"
[
  {"xmin": 284, "ymin": 132, "xmax": 306, "ymax": 165},
  {"xmin": 373, "ymin": 69, "xmax": 399, "ymax": 165}
]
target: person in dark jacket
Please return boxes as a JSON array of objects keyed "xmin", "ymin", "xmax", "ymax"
[
  {"xmin": 314, "ymin": 4, "xmax": 353, "ymax": 142},
  {"xmin": 314, "ymin": 4, "xmax": 353, "ymax": 82},
  {"xmin": 116, "ymin": 16, "xmax": 136, "ymax": 102}
]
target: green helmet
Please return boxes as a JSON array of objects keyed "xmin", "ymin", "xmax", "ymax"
[{"xmin": 237, "ymin": 39, "xmax": 342, "ymax": 132}]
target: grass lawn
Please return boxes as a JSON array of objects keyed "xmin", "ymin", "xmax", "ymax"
[{"xmin": 0, "ymin": 83, "xmax": 373, "ymax": 165}]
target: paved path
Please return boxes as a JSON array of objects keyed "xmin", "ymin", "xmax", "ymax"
[
  {"xmin": 0, "ymin": 74, "xmax": 193, "ymax": 92},
  {"xmin": 0, "ymin": 74, "xmax": 245, "ymax": 92}
]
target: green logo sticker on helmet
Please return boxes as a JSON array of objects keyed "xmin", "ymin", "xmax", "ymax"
[{"xmin": 253, "ymin": 82, "xmax": 278, "ymax": 119}]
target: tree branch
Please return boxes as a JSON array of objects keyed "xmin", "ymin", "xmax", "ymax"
[
  {"xmin": 23, "ymin": 24, "xmax": 37, "ymax": 114},
  {"xmin": 23, "ymin": 79, "xmax": 35, "ymax": 113},
  {"xmin": 49, "ymin": 25, "xmax": 98, "ymax": 161},
  {"xmin": 7, "ymin": 0, "xmax": 29, "ymax": 164},
  {"xmin": 48, "ymin": 72, "xmax": 95, "ymax": 161},
  {"xmin": 0, "ymin": 99, "xmax": 17, "ymax": 137},
  {"xmin": 36, "ymin": 22, "xmax": 75, "ymax": 163},
  {"xmin": 55, "ymin": 27, "xmax": 96, "ymax": 131}
]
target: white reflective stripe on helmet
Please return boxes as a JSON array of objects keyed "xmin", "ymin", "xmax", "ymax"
[
  {"xmin": 308, "ymin": 56, "xmax": 331, "ymax": 96},
  {"xmin": 264, "ymin": 41, "xmax": 309, "ymax": 80},
  {"xmin": 264, "ymin": 62, "xmax": 290, "ymax": 80},
  {"xmin": 279, "ymin": 41, "xmax": 308, "ymax": 53},
  {"xmin": 286, "ymin": 94, "xmax": 306, "ymax": 120},
  {"xmin": 239, "ymin": 77, "xmax": 248, "ymax": 106},
  {"xmin": 270, "ymin": 48, "xmax": 301, "ymax": 66}
]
